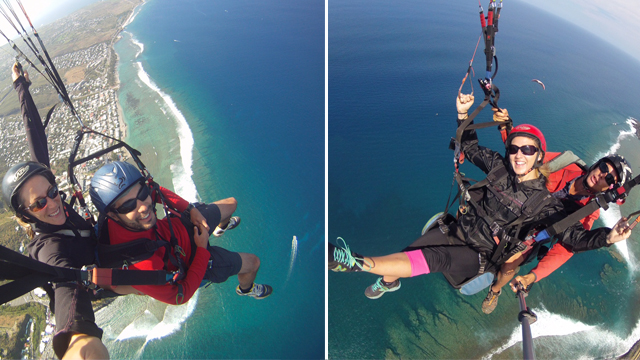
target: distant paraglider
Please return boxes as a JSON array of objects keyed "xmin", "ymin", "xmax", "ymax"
[{"xmin": 531, "ymin": 79, "xmax": 545, "ymax": 90}]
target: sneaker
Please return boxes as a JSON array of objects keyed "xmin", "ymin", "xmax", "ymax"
[
  {"xmin": 481, "ymin": 288, "xmax": 502, "ymax": 314},
  {"xmin": 365, "ymin": 277, "xmax": 401, "ymax": 299},
  {"xmin": 236, "ymin": 283, "xmax": 272, "ymax": 299},
  {"xmin": 213, "ymin": 216, "xmax": 241, "ymax": 237},
  {"xmin": 328, "ymin": 238, "xmax": 371, "ymax": 272}
]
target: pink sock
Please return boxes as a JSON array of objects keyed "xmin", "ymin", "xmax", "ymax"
[{"xmin": 405, "ymin": 250, "xmax": 430, "ymax": 277}]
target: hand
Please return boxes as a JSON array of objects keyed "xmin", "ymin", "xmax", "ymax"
[
  {"xmin": 193, "ymin": 225, "xmax": 209, "ymax": 248},
  {"xmin": 456, "ymin": 93, "xmax": 474, "ymax": 117},
  {"xmin": 492, "ymin": 107, "xmax": 509, "ymax": 123},
  {"xmin": 510, "ymin": 273, "xmax": 535, "ymax": 292},
  {"xmin": 606, "ymin": 217, "xmax": 631, "ymax": 244},
  {"xmin": 190, "ymin": 207, "xmax": 210, "ymax": 235},
  {"xmin": 11, "ymin": 63, "xmax": 21, "ymax": 82}
]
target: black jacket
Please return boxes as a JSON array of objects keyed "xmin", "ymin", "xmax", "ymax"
[
  {"xmin": 15, "ymin": 76, "xmax": 50, "ymax": 167},
  {"xmin": 26, "ymin": 203, "xmax": 102, "ymax": 360},
  {"xmin": 17, "ymin": 73, "xmax": 103, "ymax": 359},
  {"xmin": 457, "ymin": 123, "xmax": 610, "ymax": 265}
]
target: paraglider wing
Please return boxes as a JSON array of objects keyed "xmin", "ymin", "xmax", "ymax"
[{"xmin": 531, "ymin": 79, "xmax": 545, "ymax": 90}]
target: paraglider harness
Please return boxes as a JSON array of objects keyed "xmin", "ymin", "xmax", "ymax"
[
  {"xmin": 0, "ymin": 0, "xmax": 194, "ymax": 304},
  {"xmin": 442, "ymin": 0, "xmax": 640, "ymax": 289},
  {"xmin": 444, "ymin": 0, "xmax": 525, "ymax": 286},
  {"xmin": 0, "ymin": 244, "xmax": 171, "ymax": 306},
  {"xmin": 69, "ymin": 130, "xmax": 198, "ymax": 304}
]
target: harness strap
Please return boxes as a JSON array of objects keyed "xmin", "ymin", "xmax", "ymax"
[
  {"xmin": 36, "ymin": 229, "xmax": 92, "ymax": 238},
  {"xmin": 544, "ymin": 195, "xmax": 605, "ymax": 238},
  {"xmin": 455, "ymin": 98, "xmax": 491, "ymax": 146},
  {"xmin": 148, "ymin": 181, "xmax": 191, "ymax": 284},
  {"xmin": 96, "ymin": 238, "xmax": 168, "ymax": 268},
  {"xmin": 0, "ymin": 272, "xmax": 57, "ymax": 305},
  {"xmin": 488, "ymin": 190, "xmax": 553, "ymax": 265},
  {"xmin": 91, "ymin": 268, "xmax": 169, "ymax": 287},
  {"xmin": 455, "ymin": 160, "xmax": 555, "ymax": 266},
  {"xmin": 0, "ymin": 245, "xmax": 80, "ymax": 304}
]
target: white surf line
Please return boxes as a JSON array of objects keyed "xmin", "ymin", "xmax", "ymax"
[
  {"xmin": 592, "ymin": 117, "xmax": 637, "ymax": 266},
  {"xmin": 134, "ymin": 61, "xmax": 198, "ymax": 202},
  {"xmin": 128, "ymin": 33, "xmax": 144, "ymax": 59},
  {"xmin": 483, "ymin": 306, "xmax": 595, "ymax": 359}
]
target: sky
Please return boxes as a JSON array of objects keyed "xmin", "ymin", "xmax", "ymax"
[
  {"xmin": 1, "ymin": 0, "xmax": 639, "ymax": 63},
  {"xmin": 516, "ymin": 0, "xmax": 640, "ymax": 62}
]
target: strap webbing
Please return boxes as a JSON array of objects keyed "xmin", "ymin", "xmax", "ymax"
[{"xmin": 92, "ymin": 268, "xmax": 168, "ymax": 286}]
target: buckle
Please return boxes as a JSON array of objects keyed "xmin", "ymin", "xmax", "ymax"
[
  {"xmin": 437, "ymin": 217, "xmax": 449, "ymax": 234},
  {"xmin": 174, "ymin": 245, "xmax": 186, "ymax": 257},
  {"xmin": 80, "ymin": 265, "xmax": 97, "ymax": 289},
  {"xmin": 478, "ymin": 253, "xmax": 486, "ymax": 274},
  {"xmin": 490, "ymin": 222, "xmax": 500, "ymax": 235}
]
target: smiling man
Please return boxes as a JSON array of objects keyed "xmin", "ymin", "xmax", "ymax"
[{"xmin": 89, "ymin": 161, "xmax": 272, "ymax": 305}]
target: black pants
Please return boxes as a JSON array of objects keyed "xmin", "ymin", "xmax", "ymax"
[{"xmin": 403, "ymin": 227, "xmax": 481, "ymax": 278}]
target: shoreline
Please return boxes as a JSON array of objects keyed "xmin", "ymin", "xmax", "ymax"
[
  {"xmin": 104, "ymin": 0, "xmax": 198, "ymax": 202},
  {"xmin": 108, "ymin": 0, "xmax": 147, "ymax": 141},
  {"xmin": 112, "ymin": 42, "xmax": 128, "ymax": 140}
]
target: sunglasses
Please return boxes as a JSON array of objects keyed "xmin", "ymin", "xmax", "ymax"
[
  {"xmin": 598, "ymin": 161, "xmax": 617, "ymax": 186},
  {"xmin": 507, "ymin": 144, "xmax": 539, "ymax": 156},
  {"xmin": 112, "ymin": 183, "xmax": 151, "ymax": 214},
  {"xmin": 26, "ymin": 184, "xmax": 59, "ymax": 212}
]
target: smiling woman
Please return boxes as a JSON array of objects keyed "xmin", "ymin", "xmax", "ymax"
[
  {"xmin": 2, "ymin": 161, "xmax": 107, "ymax": 360},
  {"xmin": 0, "ymin": 64, "xmax": 108, "ymax": 359},
  {"xmin": 19, "ymin": 175, "xmax": 66, "ymax": 226},
  {"xmin": 329, "ymin": 93, "xmax": 631, "ymax": 305}
]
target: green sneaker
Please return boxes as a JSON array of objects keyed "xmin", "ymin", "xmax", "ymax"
[
  {"xmin": 365, "ymin": 277, "xmax": 401, "ymax": 299},
  {"xmin": 328, "ymin": 238, "xmax": 371, "ymax": 272}
]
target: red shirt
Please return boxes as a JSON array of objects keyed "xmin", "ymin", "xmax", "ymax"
[
  {"xmin": 108, "ymin": 185, "xmax": 210, "ymax": 304},
  {"xmin": 531, "ymin": 152, "xmax": 599, "ymax": 282}
]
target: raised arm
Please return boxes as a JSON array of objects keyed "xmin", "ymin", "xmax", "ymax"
[
  {"xmin": 456, "ymin": 93, "xmax": 504, "ymax": 174},
  {"xmin": 13, "ymin": 65, "xmax": 51, "ymax": 167}
]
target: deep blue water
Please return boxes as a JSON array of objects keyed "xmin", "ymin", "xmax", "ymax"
[
  {"xmin": 105, "ymin": 1, "xmax": 324, "ymax": 358},
  {"xmin": 329, "ymin": 0, "xmax": 640, "ymax": 358}
]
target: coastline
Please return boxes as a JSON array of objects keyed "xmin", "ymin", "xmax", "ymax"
[
  {"xmin": 93, "ymin": 0, "xmax": 204, "ymax": 348},
  {"xmin": 109, "ymin": 1, "xmax": 147, "ymax": 141},
  {"xmin": 111, "ymin": 39, "xmax": 128, "ymax": 140}
]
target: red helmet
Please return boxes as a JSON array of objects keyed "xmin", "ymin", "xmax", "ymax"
[{"xmin": 506, "ymin": 124, "xmax": 546, "ymax": 153}]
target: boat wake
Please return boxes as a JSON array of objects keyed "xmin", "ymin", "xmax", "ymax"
[{"xmin": 286, "ymin": 236, "xmax": 298, "ymax": 284}]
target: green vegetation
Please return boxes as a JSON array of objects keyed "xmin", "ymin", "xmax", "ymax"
[
  {"xmin": 0, "ymin": 209, "xmax": 27, "ymax": 253},
  {"xmin": 0, "ymin": 302, "xmax": 47, "ymax": 359}
]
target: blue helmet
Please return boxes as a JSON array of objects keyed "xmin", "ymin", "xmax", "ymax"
[{"xmin": 89, "ymin": 161, "xmax": 144, "ymax": 213}]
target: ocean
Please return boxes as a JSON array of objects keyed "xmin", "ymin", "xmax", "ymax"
[
  {"xmin": 329, "ymin": 0, "xmax": 640, "ymax": 359},
  {"xmin": 94, "ymin": 0, "xmax": 325, "ymax": 358}
]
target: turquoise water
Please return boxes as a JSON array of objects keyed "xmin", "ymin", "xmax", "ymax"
[
  {"xmin": 96, "ymin": 1, "xmax": 325, "ymax": 358},
  {"xmin": 329, "ymin": 0, "xmax": 640, "ymax": 358}
]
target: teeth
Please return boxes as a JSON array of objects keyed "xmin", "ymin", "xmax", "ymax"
[
  {"xmin": 141, "ymin": 212, "xmax": 150, "ymax": 220},
  {"xmin": 49, "ymin": 208, "xmax": 60, "ymax": 217}
]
